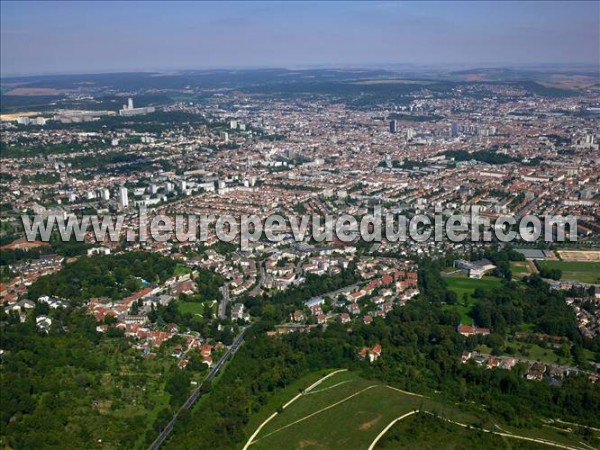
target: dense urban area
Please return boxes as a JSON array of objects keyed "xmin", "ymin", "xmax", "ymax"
[{"xmin": 1, "ymin": 67, "xmax": 599, "ymax": 449}]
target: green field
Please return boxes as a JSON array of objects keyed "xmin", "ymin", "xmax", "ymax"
[
  {"xmin": 442, "ymin": 274, "xmax": 503, "ymax": 322},
  {"xmin": 173, "ymin": 264, "xmax": 192, "ymax": 277},
  {"xmin": 538, "ymin": 261, "xmax": 600, "ymax": 284},
  {"xmin": 510, "ymin": 262, "xmax": 532, "ymax": 279},
  {"xmin": 444, "ymin": 274, "xmax": 503, "ymax": 298},
  {"xmin": 176, "ymin": 300, "xmax": 216, "ymax": 316},
  {"xmin": 375, "ymin": 413, "xmax": 551, "ymax": 449},
  {"xmin": 243, "ymin": 370, "xmax": 333, "ymax": 437},
  {"xmin": 243, "ymin": 370, "xmax": 594, "ymax": 450}
]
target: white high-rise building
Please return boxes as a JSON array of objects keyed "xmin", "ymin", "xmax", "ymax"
[
  {"xmin": 119, "ymin": 97, "xmax": 155, "ymax": 117},
  {"xmin": 119, "ymin": 187, "xmax": 129, "ymax": 208}
]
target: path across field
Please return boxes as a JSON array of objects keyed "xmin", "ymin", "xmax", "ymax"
[{"xmin": 243, "ymin": 370, "xmax": 595, "ymax": 450}]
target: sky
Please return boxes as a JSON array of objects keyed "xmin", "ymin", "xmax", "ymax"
[{"xmin": 1, "ymin": 1, "xmax": 599, "ymax": 76}]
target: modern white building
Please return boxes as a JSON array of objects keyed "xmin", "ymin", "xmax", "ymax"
[
  {"xmin": 119, "ymin": 97, "xmax": 155, "ymax": 116},
  {"xmin": 118, "ymin": 186, "xmax": 129, "ymax": 208}
]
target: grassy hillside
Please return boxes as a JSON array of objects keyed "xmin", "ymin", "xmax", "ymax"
[
  {"xmin": 242, "ymin": 370, "xmax": 597, "ymax": 450},
  {"xmin": 375, "ymin": 413, "xmax": 551, "ymax": 449}
]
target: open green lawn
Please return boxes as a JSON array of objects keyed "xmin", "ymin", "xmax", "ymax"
[
  {"xmin": 478, "ymin": 337, "xmax": 598, "ymax": 367},
  {"xmin": 479, "ymin": 339, "xmax": 571, "ymax": 365},
  {"xmin": 441, "ymin": 274, "xmax": 503, "ymax": 323},
  {"xmin": 444, "ymin": 274, "xmax": 503, "ymax": 299},
  {"xmin": 538, "ymin": 261, "xmax": 600, "ymax": 284},
  {"xmin": 177, "ymin": 300, "xmax": 218, "ymax": 317},
  {"xmin": 510, "ymin": 262, "xmax": 532, "ymax": 279},
  {"xmin": 444, "ymin": 303, "xmax": 473, "ymax": 323},
  {"xmin": 509, "ymin": 342, "xmax": 568, "ymax": 365},
  {"xmin": 243, "ymin": 370, "xmax": 595, "ymax": 450},
  {"xmin": 505, "ymin": 339, "xmax": 597, "ymax": 366},
  {"xmin": 173, "ymin": 264, "xmax": 193, "ymax": 277}
]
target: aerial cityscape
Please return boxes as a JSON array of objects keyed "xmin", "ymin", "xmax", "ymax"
[{"xmin": 0, "ymin": 1, "xmax": 599, "ymax": 449}]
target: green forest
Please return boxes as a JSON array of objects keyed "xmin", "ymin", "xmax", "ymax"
[
  {"xmin": 26, "ymin": 252, "xmax": 176, "ymax": 303},
  {"xmin": 0, "ymin": 307, "xmax": 207, "ymax": 449}
]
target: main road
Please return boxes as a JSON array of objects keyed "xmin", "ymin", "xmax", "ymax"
[{"xmin": 148, "ymin": 328, "xmax": 246, "ymax": 450}]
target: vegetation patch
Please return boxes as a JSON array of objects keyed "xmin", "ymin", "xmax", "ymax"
[
  {"xmin": 375, "ymin": 412, "xmax": 553, "ymax": 449},
  {"xmin": 537, "ymin": 261, "xmax": 600, "ymax": 284},
  {"xmin": 441, "ymin": 274, "xmax": 503, "ymax": 323}
]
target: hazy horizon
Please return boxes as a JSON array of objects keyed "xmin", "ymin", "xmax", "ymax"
[
  {"xmin": 2, "ymin": 1, "xmax": 598, "ymax": 77},
  {"xmin": 2, "ymin": 61, "xmax": 599, "ymax": 80}
]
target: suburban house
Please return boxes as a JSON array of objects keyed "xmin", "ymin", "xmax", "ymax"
[
  {"xmin": 358, "ymin": 343, "xmax": 382, "ymax": 363},
  {"xmin": 457, "ymin": 324, "xmax": 491, "ymax": 336},
  {"xmin": 291, "ymin": 310, "xmax": 305, "ymax": 322},
  {"xmin": 338, "ymin": 313, "xmax": 351, "ymax": 324}
]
